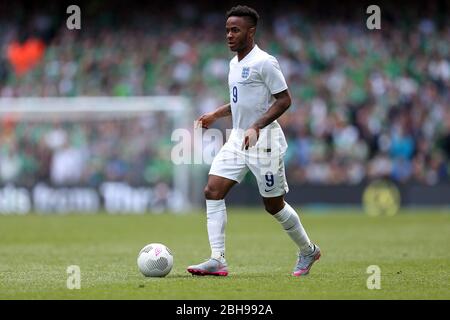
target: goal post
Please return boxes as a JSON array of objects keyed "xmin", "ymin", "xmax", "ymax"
[{"xmin": 0, "ymin": 96, "xmax": 196, "ymax": 214}]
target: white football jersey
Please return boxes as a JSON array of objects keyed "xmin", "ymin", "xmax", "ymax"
[{"xmin": 228, "ymin": 44, "xmax": 288, "ymax": 150}]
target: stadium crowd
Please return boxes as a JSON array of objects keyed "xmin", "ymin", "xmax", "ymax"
[
  {"xmin": 0, "ymin": 1, "xmax": 449, "ymax": 186},
  {"xmin": 0, "ymin": 116, "xmax": 174, "ymax": 187}
]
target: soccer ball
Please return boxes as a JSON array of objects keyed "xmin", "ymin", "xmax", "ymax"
[{"xmin": 137, "ymin": 243, "xmax": 173, "ymax": 277}]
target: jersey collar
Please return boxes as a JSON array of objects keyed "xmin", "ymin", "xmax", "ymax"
[{"xmin": 237, "ymin": 44, "xmax": 259, "ymax": 64}]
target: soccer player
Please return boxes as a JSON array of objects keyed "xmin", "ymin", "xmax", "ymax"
[{"xmin": 187, "ymin": 5, "xmax": 320, "ymax": 277}]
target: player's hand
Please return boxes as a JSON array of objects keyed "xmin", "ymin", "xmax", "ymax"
[
  {"xmin": 195, "ymin": 112, "xmax": 217, "ymax": 129},
  {"xmin": 241, "ymin": 126, "xmax": 260, "ymax": 150}
]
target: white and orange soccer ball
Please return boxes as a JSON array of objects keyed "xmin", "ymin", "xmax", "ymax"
[{"xmin": 137, "ymin": 243, "xmax": 173, "ymax": 277}]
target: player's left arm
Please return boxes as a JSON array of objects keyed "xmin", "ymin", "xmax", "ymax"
[
  {"xmin": 251, "ymin": 89, "xmax": 292, "ymax": 131},
  {"xmin": 242, "ymin": 89, "xmax": 292, "ymax": 150},
  {"xmin": 242, "ymin": 56, "xmax": 291, "ymax": 150}
]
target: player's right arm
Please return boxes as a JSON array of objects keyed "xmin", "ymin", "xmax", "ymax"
[{"xmin": 196, "ymin": 103, "xmax": 231, "ymax": 129}]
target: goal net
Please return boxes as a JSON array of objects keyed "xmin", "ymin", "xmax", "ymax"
[{"xmin": 0, "ymin": 97, "xmax": 193, "ymax": 214}]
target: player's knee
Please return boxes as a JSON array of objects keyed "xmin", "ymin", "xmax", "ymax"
[
  {"xmin": 264, "ymin": 204, "xmax": 278, "ymax": 215},
  {"xmin": 204, "ymin": 185, "xmax": 224, "ymax": 200},
  {"xmin": 264, "ymin": 201, "xmax": 284, "ymax": 215}
]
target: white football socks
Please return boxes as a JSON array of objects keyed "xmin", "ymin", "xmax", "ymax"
[
  {"xmin": 206, "ymin": 199, "xmax": 227, "ymax": 262},
  {"xmin": 273, "ymin": 202, "xmax": 313, "ymax": 254}
]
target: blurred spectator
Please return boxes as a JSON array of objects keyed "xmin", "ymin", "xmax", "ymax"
[{"xmin": 7, "ymin": 34, "xmax": 45, "ymax": 76}]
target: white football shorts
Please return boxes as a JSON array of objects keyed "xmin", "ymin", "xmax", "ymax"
[{"xmin": 209, "ymin": 124, "xmax": 289, "ymax": 198}]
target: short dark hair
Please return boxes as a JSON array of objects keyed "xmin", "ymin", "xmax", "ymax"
[{"xmin": 226, "ymin": 5, "xmax": 259, "ymax": 27}]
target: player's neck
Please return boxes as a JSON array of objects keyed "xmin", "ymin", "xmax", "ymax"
[{"xmin": 237, "ymin": 43, "xmax": 255, "ymax": 62}]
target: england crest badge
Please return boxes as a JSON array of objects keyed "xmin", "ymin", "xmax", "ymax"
[{"xmin": 241, "ymin": 67, "xmax": 250, "ymax": 80}]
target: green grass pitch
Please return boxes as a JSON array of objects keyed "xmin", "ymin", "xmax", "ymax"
[{"xmin": 0, "ymin": 208, "xmax": 449, "ymax": 299}]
